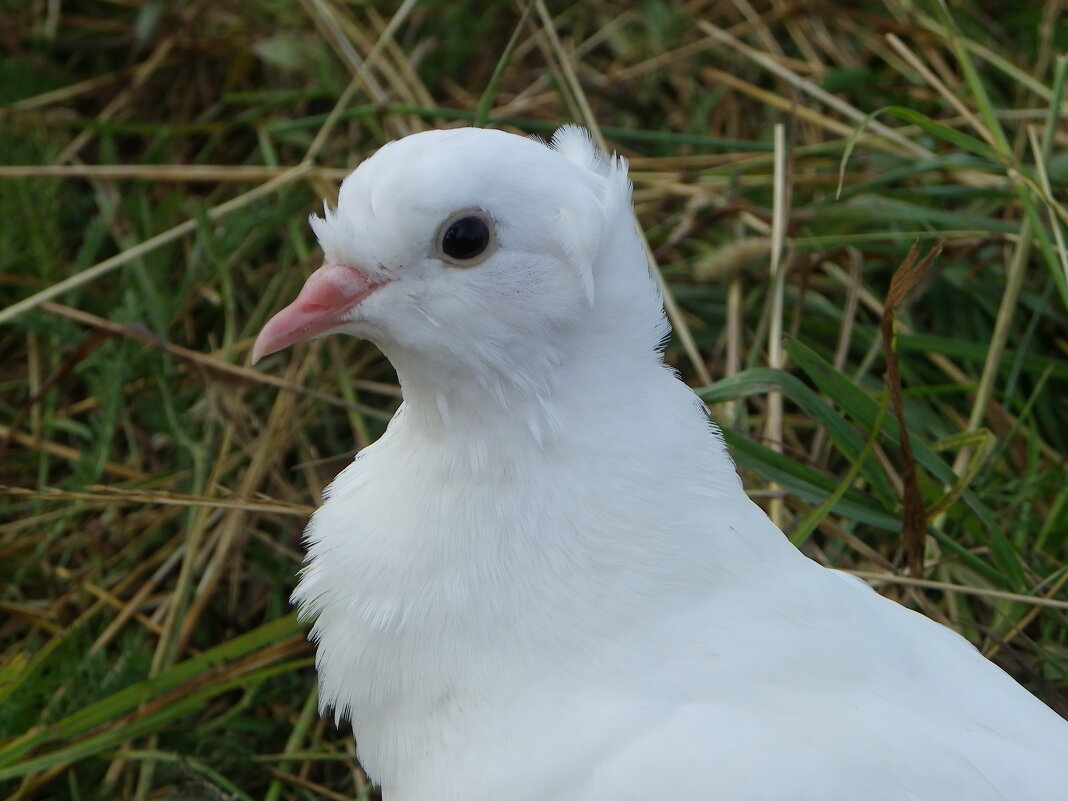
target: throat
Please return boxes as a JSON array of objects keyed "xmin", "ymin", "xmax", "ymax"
[{"xmin": 378, "ymin": 341, "xmax": 588, "ymax": 449}]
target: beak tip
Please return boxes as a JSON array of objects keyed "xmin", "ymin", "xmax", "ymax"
[{"xmin": 250, "ymin": 333, "xmax": 276, "ymax": 366}]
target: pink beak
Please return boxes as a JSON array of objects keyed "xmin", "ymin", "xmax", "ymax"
[{"xmin": 251, "ymin": 263, "xmax": 385, "ymax": 363}]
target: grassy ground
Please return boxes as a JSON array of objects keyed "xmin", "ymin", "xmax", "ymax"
[{"xmin": 2, "ymin": 0, "xmax": 1066, "ymax": 798}]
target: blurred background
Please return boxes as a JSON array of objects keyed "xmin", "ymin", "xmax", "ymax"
[{"xmin": 1, "ymin": 0, "xmax": 1066, "ymax": 798}]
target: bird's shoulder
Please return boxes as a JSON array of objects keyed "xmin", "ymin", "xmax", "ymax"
[{"xmin": 564, "ymin": 569, "xmax": 1068, "ymax": 801}]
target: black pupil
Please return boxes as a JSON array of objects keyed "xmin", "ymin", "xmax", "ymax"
[{"xmin": 442, "ymin": 216, "xmax": 490, "ymax": 260}]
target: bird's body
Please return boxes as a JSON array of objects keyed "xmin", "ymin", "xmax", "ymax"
[{"xmin": 255, "ymin": 126, "xmax": 1068, "ymax": 800}]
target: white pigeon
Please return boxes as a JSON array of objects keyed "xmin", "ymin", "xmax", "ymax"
[{"xmin": 252, "ymin": 126, "xmax": 1068, "ymax": 801}]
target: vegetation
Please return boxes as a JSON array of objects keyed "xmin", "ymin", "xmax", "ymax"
[{"xmin": 1, "ymin": 0, "xmax": 1066, "ymax": 798}]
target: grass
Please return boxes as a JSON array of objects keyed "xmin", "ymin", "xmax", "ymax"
[{"xmin": 1, "ymin": 0, "xmax": 1066, "ymax": 798}]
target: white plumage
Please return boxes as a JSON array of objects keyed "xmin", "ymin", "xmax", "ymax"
[{"xmin": 253, "ymin": 126, "xmax": 1068, "ymax": 801}]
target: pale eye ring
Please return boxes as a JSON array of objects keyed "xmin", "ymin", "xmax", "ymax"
[{"xmin": 435, "ymin": 209, "xmax": 496, "ymax": 267}]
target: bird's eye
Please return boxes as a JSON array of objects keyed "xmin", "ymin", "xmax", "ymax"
[
  {"xmin": 436, "ymin": 210, "xmax": 495, "ymax": 266},
  {"xmin": 442, "ymin": 216, "xmax": 489, "ymax": 260}
]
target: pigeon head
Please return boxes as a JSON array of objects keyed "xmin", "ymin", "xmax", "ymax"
[{"xmin": 253, "ymin": 126, "xmax": 666, "ymax": 406}]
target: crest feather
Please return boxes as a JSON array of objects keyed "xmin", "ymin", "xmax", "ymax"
[{"xmin": 550, "ymin": 125, "xmax": 612, "ymax": 177}]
